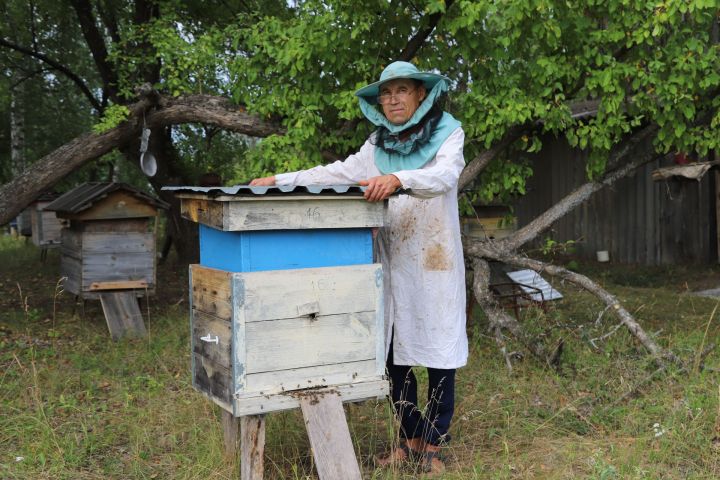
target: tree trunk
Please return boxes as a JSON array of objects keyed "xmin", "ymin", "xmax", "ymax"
[
  {"xmin": 129, "ymin": 124, "xmax": 200, "ymax": 264},
  {"xmin": 10, "ymin": 75, "xmax": 26, "ymax": 178}
]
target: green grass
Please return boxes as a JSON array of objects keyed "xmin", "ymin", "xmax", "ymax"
[{"xmin": 1, "ymin": 235, "xmax": 720, "ymax": 479}]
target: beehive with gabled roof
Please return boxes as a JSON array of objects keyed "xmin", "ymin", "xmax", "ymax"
[{"xmin": 45, "ymin": 182, "xmax": 169, "ymax": 299}]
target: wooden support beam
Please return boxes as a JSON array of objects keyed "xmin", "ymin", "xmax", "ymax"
[
  {"xmin": 241, "ymin": 415, "xmax": 265, "ymax": 480},
  {"xmin": 90, "ymin": 280, "xmax": 148, "ymax": 291},
  {"xmin": 98, "ymin": 291, "xmax": 147, "ymax": 340},
  {"xmin": 716, "ymin": 169, "xmax": 720, "ymax": 264},
  {"xmin": 299, "ymin": 390, "xmax": 362, "ymax": 480},
  {"xmin": 221, "ymin": 410, "xmax": 240, "ymax": 458}
]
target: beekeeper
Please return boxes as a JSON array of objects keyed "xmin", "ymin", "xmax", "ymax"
[{"xmin": 250, "ymin": 61, "xmax": 467, "ymax": 475}]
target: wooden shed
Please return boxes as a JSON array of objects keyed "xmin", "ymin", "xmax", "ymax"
[
  {"xmin": 511, "ymin": 137, "xmax": 718, "ymax": 265},
  {"xmin": 44, "ymin": 182, "xmax": 169, "ymax": 299}
]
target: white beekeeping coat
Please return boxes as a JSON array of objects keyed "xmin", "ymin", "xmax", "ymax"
[{"xmin": 275, "ymin": 127, "xmax": 468, "ymax": 369}]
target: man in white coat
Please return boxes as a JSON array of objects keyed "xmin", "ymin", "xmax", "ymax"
[{"xmin": 250, "ymin": 61, "xmax": 467, "ymax": 475}]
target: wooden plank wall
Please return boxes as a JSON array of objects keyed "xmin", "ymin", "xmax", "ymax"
[
  {"xmin": 30, "ymin": 201, "xmax": 65, "ymax": 247},
  {"xmin": 512, "ymin": 138, "xmax": 716, "ymax": 265},
  {"xmin": 40, "ymin": 210, "xmax": 65, "ymax": 246},
  {"xmin": 60, "ymin": 228, "xmax": 83, "ymax": 295},
  {"xmin": 190, "ymin": 266, "xmax": 235, "ymax": 411},
  {"xmin": 80, "ymin": 232, "xmax": 155, "ymax": 291}
]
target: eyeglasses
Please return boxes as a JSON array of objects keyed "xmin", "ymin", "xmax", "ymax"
[{"xmin": 377, "ymin": 88, "xmax": 417, "ymax": 105}]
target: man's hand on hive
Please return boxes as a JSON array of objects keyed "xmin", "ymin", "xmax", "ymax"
[
  {"xmin": 359, "ymin": 175, "xmax": 401, "ymax": 202},
  {"xmin": 249, "ymin": 176, "xmax": 276, "ymax": 186}
]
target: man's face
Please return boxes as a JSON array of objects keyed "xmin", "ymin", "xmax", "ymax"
[{"xmin": 379, "ymin": 79, "xmax": 426, "ymax": 125}]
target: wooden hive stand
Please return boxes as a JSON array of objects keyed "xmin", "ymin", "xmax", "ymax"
[{"xmin": 169, "ymin": 185, "xmax": 391, "ymax": 479}]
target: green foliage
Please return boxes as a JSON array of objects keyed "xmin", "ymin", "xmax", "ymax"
[
  {"xmin": 91, "ymin": 105, "xmax": 131, "ymax": 134},
  {"xmin": 540, "ymin": 237, "xmax": 577, "ymax": 256},
  {"xmin": 2, "ymin": 0, "xmax": 720, "ymax": 202},
  {"xmin": 163, "ymin": 0, "xmax": 717, "ymax": 197},
  {"xmin": 468, "ymin": 156, "xmax": 534, "ymax": 206},
  {"xmin": 172, "ymin": 125, "xmax": 250, "ymax": 183}
]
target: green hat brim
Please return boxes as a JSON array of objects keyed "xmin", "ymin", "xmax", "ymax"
[{"xmin": 355, "ymin": 72, "xmax": 450, "ymax": 104}]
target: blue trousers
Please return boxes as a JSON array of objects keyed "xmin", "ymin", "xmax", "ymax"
[{"xmin": 386, "ymin": 341, "xmax": 456, "ymax": 446}]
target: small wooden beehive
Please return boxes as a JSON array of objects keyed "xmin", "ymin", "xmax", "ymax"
[
  {"xmin": 30, "ymin": 193, "xmax": 66, "ymax": 248},
  {"xmin": 170, "ymin": 185, "xmax": 390, "ymax": 416},
  {"xmin": 462, "ymin": 205, "xmax": 517, "ymax": 241},
  {"xmin": 44, "ymin": 183, "xmax": 168, "ymax": 299},
  {"xmin": 15, "ymin": 208, "xmax": 32, "ymax": 237}
]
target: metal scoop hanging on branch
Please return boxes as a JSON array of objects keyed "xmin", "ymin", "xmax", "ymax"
[{"xmin": 139, "ymin": 123, "xmax": 157, "ymax": 177}]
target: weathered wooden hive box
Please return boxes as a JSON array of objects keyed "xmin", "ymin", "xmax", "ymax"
[
  {"xmin": 44, "ymin": 183, "xmax": 169, "ymax": 299},
  {"xmin": 15, "ymin": 207, "xmax": 32, "ymax": 237},
  {"xmin": 462, "ymin": 205, "xmax": 517, "ymax": 241},
  {"xmin": 169, "ymin": 185, "xmax": 390, "ymax": 417},
  {"xmin": 31, "ymin": 193, "xmax": 66, "ymax": 248}
]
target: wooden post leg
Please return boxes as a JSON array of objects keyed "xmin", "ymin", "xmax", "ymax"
[
  {"xmin": 98, "ymin": 291, "xmax": 147, "ymax": 340},
  {"xmin": 221, "ymin": 410, "xmax": 240, "ymax": 457},
  {"xmin": 240, "ymin": 415, "xmax": 265, "ymax": 480},
  {"xmin": 300, "ymin": 392, "xmax": 362, "ymax": 480}
]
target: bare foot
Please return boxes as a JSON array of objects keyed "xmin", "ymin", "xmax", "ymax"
[
  {"xmin": 420, "ymin": 444, "xmax": 446, "ymax": 476},
  {"xmin": 375, "ymin": 443, "xmax": 411, "ymax": 467},
  {"xmin": 376, "ymin": 438, "xmax": 424, "ymax": 467}
]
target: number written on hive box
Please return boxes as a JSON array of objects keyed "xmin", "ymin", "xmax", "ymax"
[
  {"xmin": 306, "ymin": 207, "xmax": 321, "ymax": 221},
  {"xmin": 311, "ymin": 278, "xmax": 336, "ymax": 291}
]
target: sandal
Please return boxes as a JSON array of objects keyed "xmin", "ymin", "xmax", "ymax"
[{"xmin": 420, "ymin": 450, "xmax": 446, "ymax": 475}]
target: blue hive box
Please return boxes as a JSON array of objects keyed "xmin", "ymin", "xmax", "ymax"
[{"xmin": 199, "ymin": 224, "xmax": 373, "ymax": 272}]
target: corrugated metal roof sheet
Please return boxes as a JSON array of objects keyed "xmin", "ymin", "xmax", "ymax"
[
  {"xmin": 162, "ymin": 185, "xmax": 371, "ymax": 196},
  {"xmin": 44, "ymin": 182, "xmax": 169, "ymax": 213},
  {"xmin": 506, "ymin": 269, "xmax": 563, "ymax": 302}
]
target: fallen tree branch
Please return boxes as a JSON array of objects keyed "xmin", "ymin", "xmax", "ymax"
[
  {"xmin": 467, "ymin": 244, "xmax": 685, "ymax": 370},
  {"xmin": 589, "ymin": 322, "xmax": 623, "ymax": 350},
  {"xmin": 471, "ymin": 258, "xmax": 558, "ymax": 368},
  {"xmin": 471, "ymin": 258, "xmax": 513, "ymax": 372},
  {"xmin": 0, "ymin": 92, "xmax": 282, "ymax": 225},
  {"xmin": 594, "ymin": 304, "xmax": 613, "ymax": 327}
]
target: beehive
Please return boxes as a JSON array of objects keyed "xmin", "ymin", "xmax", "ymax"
[
  {"xmin": 170, "ymin": 185, "xmax": 390, "ymax": 416},
  {"xmin": 30, "ymin": 193, "xmax": 66, "ymax": 248},
  {"xmin": 462, "ymin": 205, "xmax": 517, "ymax": 241},
  {"xmin": 44, "ymin": 183, "xmax": 168, "ymax": 299}
]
